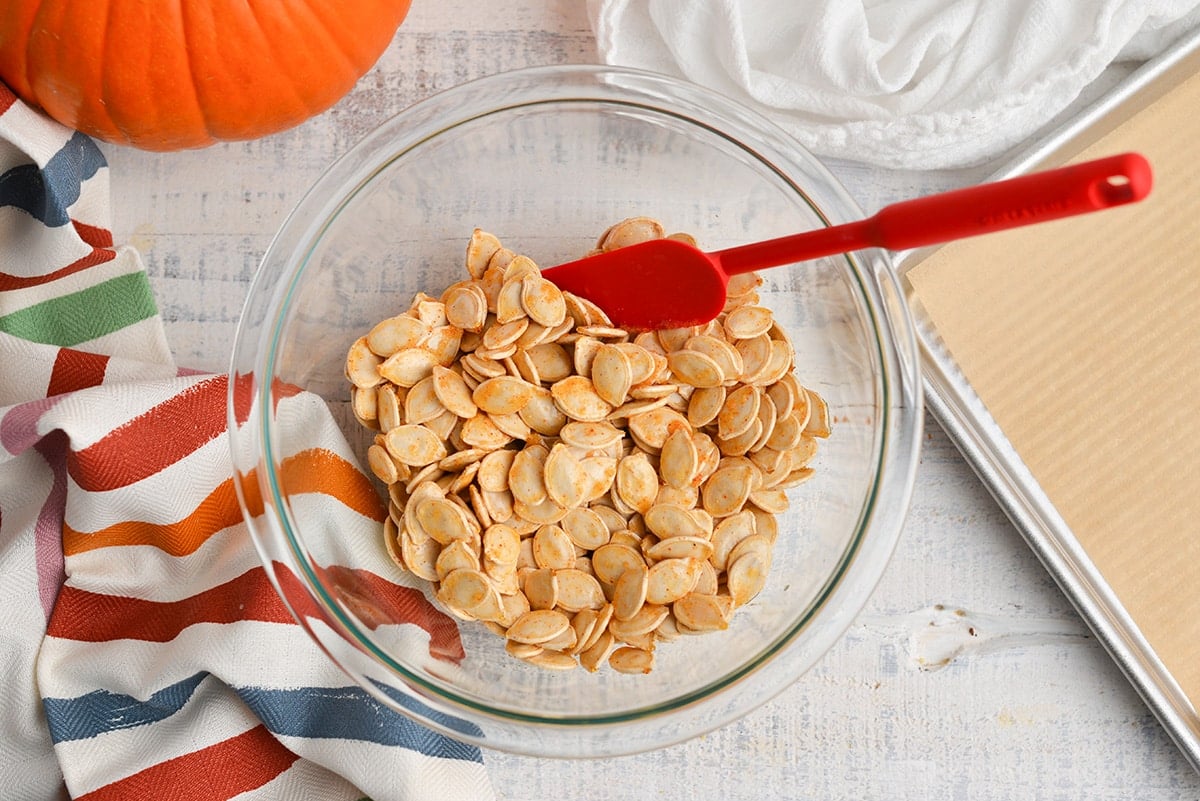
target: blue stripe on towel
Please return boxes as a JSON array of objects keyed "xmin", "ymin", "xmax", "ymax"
[
  {"xmin": 42, "ymin": 671, "xmax": 208, "ymax": 742},
  {"xmin": 43, "ymin": 670, "xmax": 484, "ymax": 762},
  {"xmin": 369, "ymin": 679, "xmax": 486, "ymax": 740},
  {"xmin": 0, "ymin": 131, "xmax": 106, "ymax": 226},
  {"xmin": 236, "ymin": 684, "xmax": 484, "ymax": 762}
]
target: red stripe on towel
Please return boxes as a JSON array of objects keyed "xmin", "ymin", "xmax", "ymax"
[
  {"xmin": 47, "ymin": 348, "xmax": 109, "ymax": 396},
  {"xmin": 75, "ymin": 725, "xmax": 297, "ymax": 801},
  {"xmin": 47, "ymin": 564, "xmax": 464, "ymax": 661},
  {"xmin": 71, "ymin": 219, "xmax": 114, "ymax": 248},
  {"xmin": 0, "ymin": 247, "xmax": 116, "ymax": 291},
  {"xmin": 47, "ymin": 568, "xmax": 295, "ymax": 643},
  {"xmin": 67, "ymin": 376, "xmax": 228, "ymax": 491}
]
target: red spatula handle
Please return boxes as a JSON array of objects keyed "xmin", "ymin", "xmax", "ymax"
[{"xmin": 715, "ymin": 152, "xmax": 1152, "ymax": 276}]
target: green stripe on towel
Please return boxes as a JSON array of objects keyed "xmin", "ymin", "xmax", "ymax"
[{"xmin": 0, "ymin": 272, "xmax": 159, "ymax": 347}]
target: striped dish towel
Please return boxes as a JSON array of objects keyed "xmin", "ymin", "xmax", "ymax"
[{"xmin": 0, "ymin": 85, "xmax": 495, "ymax": 801}]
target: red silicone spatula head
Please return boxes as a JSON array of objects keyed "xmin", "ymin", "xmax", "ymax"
[{"xmin": 541, "ymin": 152, "xmax": 1152, "ymax": 330}]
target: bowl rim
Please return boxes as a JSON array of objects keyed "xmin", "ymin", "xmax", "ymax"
[{"xmin": 230, "ymin": 62, "xmax": 924, "ymax": 753}]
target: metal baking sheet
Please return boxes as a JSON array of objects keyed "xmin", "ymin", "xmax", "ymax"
[{"xmin": 892, "ymin": 25, "xmax": 1200, "ymax": 773}]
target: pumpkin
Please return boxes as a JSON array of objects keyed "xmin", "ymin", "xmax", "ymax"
[{"xmin": 0, "ymin": 0, "xmax": 412, "ymax": 150}]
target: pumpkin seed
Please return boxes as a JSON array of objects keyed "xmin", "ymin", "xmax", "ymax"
[
  {"xmin": 559, "ymin": 421, "xmax": 623, "ymax": 451},
  {"xmin": 402, "ymin": 376, "xmax": 442, "ymax": 425},
  {"xmin": 482, "ymin": 488, "xmax": 514, "ymax": 524},
  {"xmin": 365, "ymin": 315, "xmax": 424, "ymax": 357},
  {"xmin": 384, "ymin": 424, "xmax": 447, "ymax": 467},
  {"xmin": 482, "ymin": 523, "xmax": 521, "ymax": 564},
  {"xmin": 660, "ymin": 427, "xmax": 698, "ymax": 489},
  {"xmin": 750, "ymin": 391, "xmax": 778, "ymax": 452},
  {"xmin": 766, "ymin": 410, "xmax": 803, "ymax": 451},
  {"xmin": 591, "ymin": 344, "xmax": 633, "ymax": 407},
  {"xmin": 717, "ymin": 384, "xmax": 761, "ymax": 440},
  {"xmin": 379, "ymin": 348, "xmax": 438, "ymax": 388},
  {"xmin": 728, "ymin": 550, "xmax": 770, "ymax": 606},
  {"xmin": 533, "ymin": 524, "xmax": 576, "ymax": 570},
  {"xmin": 645, "ymin": 558, "xmax": 699, "ymax": 605},
  {"xmin": 710, "ymin": 511, "xmax": 756, "ymax": 571},
  {"xmin": 645, "ymin": 536, "xmax": 713, "ymax": 562},
  {"xmin": 667, "ymin": 349, "xmax": 724, "ymax": 388},
  {"xmin": 482, "ymin": 318, "xmax": 529, "ymax": 351},
  {"xmin": 466, "ymin": 229, "xmax": 502, "ymax": 279},
  {"xmin": 345, "ymin": 337, "xmax": 384, "ymax": 388},
  {"xmin": 600, "ymin": 216, "xmax": 664, "ymax": 250},
  {"xmin": 542, "ymin": 443, "xmax": 587, "ymax": 510},
  {"xmin": 686, "ymin": 386, "xmax": 725, "ymax": 428},
  {"xmin": 735, "ymin": 334, "xmax": 772, "ymax": 383},
  {"xmin": 506, "ymin": 610, "xmax": 571, "ymax": 645},
  {"xmin": 672, "ymin": 593, "xmax": 731, "ymax": 632},
  {"xmin": 569, "ymin": 608, "xmax": 601, "ymax": 655},
  {"xmin": 513, "ymin": 496, "xmax": 569, "ymax": 525},
  {"xmin": 502, "ymin": 254, "xmax": 540, "ymax": 284},
  {"xmin": 367, "ymin": 444, "xmax": 400, "ymax": 484},
  {"xmin": 374, "ymin": 384, "xmax": 403, "ymax": 431},
  {"xmin": 477, "ymin": 449, "xmax": 516, "ymax": 492},
  {"xmin": 539, "ymin": 626, "xmax": 578, "ymax": 653},
  {"xmin": 526, "ymin": 342, "xmax": 573, "ymax": 383},
  {"xmin": 524, "ymin": 568, "xmax": 558, "ymax": 610},
  {"xmin": 724, "ymin": 305, "xmax": 774, "ymax": 340},
  {"xmin": 804, "ymin": 389, "xmax": 831, "ymax": 438},
  {"xmin": 580, "ymin": 456, "xmax": 618, "ymax": 503},
  {"xmin": 749, "ymin": 487, "xmax": 790, "ymax": 514},
  {"xmin": 612, "ymin": 562, "xmax": 648, "ymax": 621},
  {"xmin": 550, "ymin": 375, "xmax": 612, "ymax": 422},
  {"xmin": 555, "ymin": 569, "xmax": 606, "ymax": 612},
  {"xmin": 521, "ymin": 273, "xmax": 568, "ymax": 327},
  {"xmin": 489, "ymin": 411, "xmax": 531, "ymax": 440},
  {"xmin": 440, "ymin": 568, "xmax": 497, "ymax": 616},
  {"xmin": 591, "ymin": 543, "xmax": 644, "ymax": 585},
  {"xmin": 657, "ymin": 326, "xmax": 695, "ymax": 353},
  {"xmin": 472, "ymin": 375, "xmax": 534, "ymax": 415},
  {"xmin": 561, "ymin": 507, "xmax": 611, "ymax": 551},
  {"xmin": 701, "ymin": 463, "xmax": 756, "ymax": 517},
  {"xmin": 509, "ymin": 444, "xmax": 549, "ymax": 505},
  {"xmin": 506, "ymin": 639, "xmax": 543, "ymax": 660},
  {"xmin": 462, "ymin": 352, "xmax": 506, "ymax": 379},
  {"xmin": 444, "ymin": 284, "xmax": 489, "ymax": 330},
  {"xmin": 579, "ymin": 630, "xmax": 617, "ymax": 672},
  {"xmin": 627, "ymin": 407, "xmax": 689, "ymax": 450},
  {"xmin": 608, "ymin": 603, "xmax": 669, "ymax": 639},
  {"xmin": 401, "ymin": 535, "xmax": 441, "ymax": 583},
  {"xmin": 495, "ymin": 278, "xmax": 528, "ymax": 324},
  {"xmin": 416, "ymin": 497, "xmax": 474, "ymax": 545},
  {"xmin": 460, "ymin": 414, "xmax": 513, "ymax": 450},
  {"xmin": 352, "ymin": 386, "xmax": 379, "ymax": 429},
  {"xmin": 519, "ymin": 386, "xmax": 568, "ymax": 435},
  {"xmin": 615, "ymin": 452, "xmax": 659, "ymax": 515}
]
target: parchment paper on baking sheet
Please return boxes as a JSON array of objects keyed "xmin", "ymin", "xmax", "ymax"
[{"xmin": 905, "ymin": 68, "xmax": 1200, "ymax": 709}]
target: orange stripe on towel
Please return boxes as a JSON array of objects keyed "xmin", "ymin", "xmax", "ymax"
[{"xmin": 62, "ymin": 448, "xmax": 385, "ymax": 557}]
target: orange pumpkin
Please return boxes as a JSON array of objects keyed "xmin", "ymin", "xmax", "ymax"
[{"xmin": 0, "ymin": 0, "xmax": 412, "ymax": 150}]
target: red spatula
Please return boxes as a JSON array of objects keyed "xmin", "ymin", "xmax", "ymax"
[{"xmin": 542, "ymin": 152, "xmax": 1152, "ymax": 330}]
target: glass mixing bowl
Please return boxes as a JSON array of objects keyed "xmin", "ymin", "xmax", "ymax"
[{"xmin": 228, "ymin": 65, "xmax": 922, "ymax": 758}]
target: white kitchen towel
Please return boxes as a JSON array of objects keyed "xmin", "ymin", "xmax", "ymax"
[{"xmin": 588, "ymin": 0, "xmax": 1200, "ymax": 168}]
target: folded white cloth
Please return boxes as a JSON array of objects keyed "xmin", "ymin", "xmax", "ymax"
[{"xmin": 588, "ymin": 0, "xmax": 1200, "ymax": 168}]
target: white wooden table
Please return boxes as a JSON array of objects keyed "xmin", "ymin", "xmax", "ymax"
[{"xmin": 100, "ymin": 3, "xmax": 1200, "ymax": 798}]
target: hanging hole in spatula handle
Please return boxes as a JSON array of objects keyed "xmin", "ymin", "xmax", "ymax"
[
  {"xmin": 869, "ymin": 152, "xmax": 1153, "ymax": 253},
  {"xmin": 1097, "ymin": 172, "xmax": 1137, "ymax": 204}
]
